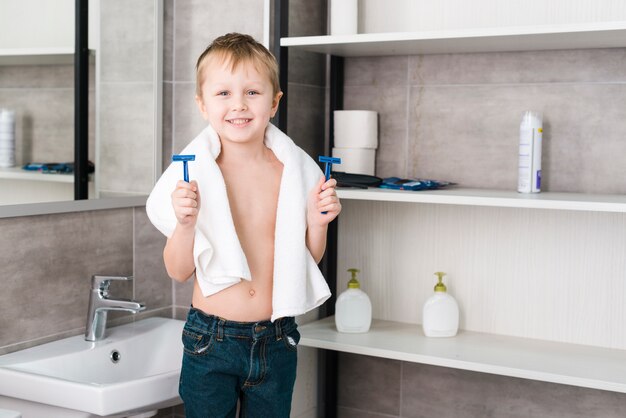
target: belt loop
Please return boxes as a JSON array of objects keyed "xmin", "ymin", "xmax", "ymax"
[
  {"xmin": 217, "ymin": 318, "xmax": 225, "ymax": 341},
  {"xmin": 275, "ymin": 318, "xmax": 283, "ymax": 341}
]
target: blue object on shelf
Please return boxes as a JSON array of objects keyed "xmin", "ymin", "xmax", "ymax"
[
  {"xmin": 22, "ymin": 162, "xmax": 77, "ymax": 174},
  {"xmin": 379, "ymin": 177, "xmax": 454, "ymax": 191}
]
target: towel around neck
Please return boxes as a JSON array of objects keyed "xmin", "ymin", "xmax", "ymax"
[{"xmin": 146, "ymin": 123, "xmax": 331, "ymax": 321}]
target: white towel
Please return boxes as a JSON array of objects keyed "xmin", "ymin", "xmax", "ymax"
[{"xmin": 146, "ymin": 123, "xmax": 331, "ymax": 321}]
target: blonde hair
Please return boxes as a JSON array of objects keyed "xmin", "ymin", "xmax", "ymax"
[{"xmin": 195, "ymin": 33, "xmax": 281, "ymax": 97}]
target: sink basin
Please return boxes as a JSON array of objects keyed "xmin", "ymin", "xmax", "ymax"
[{"xmin": 0, "ymin": 317, "xmax": 184, "ymax": 417}]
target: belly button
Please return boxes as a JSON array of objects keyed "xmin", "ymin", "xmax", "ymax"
[{"xmin": 249, "ymin": 289, "xmax": 255, "ymax": 297}]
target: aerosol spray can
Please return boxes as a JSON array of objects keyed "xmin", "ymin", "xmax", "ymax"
[
  {"xmin": 0, "ymin": 109, "xmax": 16, "ymax": 168},
  {"xmin": 518, "ymin": 111, "xmax": 542, "ymax": 193}
]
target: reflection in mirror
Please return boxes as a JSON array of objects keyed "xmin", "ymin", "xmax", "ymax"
[{"xmin": 0, "ymin": 0, "xmax": 161, "ymax": 207}]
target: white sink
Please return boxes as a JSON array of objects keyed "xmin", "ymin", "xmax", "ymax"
[{"xmin": 0, "ymin": 317, "xmax": 184, "ymax": 418}]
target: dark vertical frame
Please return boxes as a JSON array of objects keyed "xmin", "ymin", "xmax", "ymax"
[
  {"xmin": 74, "ymin": 0, "xmax": 89, "ymax": 199},
  {"xmin": 273, "ymin": 2, "xmax": 342, "ymax": 416},
  {"xmin": 272, "ymin": 0, "xmax": 289, "ymax": 132},
  {"xmin": 317, "ymin": 55, "xmax": 344, "ymax": 418}
]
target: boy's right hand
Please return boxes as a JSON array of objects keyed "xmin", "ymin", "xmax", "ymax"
[{"xmin": 171, "ymin": 180, "xmax": 200, "ymax": 227}]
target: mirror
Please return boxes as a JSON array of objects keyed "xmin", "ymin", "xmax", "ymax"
[{"xmin": 0, "ymin": 0, "xmax": 162, "ymax": 210}]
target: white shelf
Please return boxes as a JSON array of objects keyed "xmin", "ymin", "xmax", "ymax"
[
  {"xmin": 336, "ymin": 187, "xmax": 626, "ymax": 213},
  {"xmin": 0, "ymin": 167, "xmax": 76, "ymax": 183},
  {"xmin": 0, "ymin": 48, "xmax": 95, "ymax": 66},
  {"xmin": 299, "ymin": 317, "xmax": 626, "ymax": 393},
  {"xmin": 281, "ymin": 21, "xmax": 626, "ymax": 56}
]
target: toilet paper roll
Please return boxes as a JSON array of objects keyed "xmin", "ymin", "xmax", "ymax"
[
  {"xmin": 330, "ymin": 0, "xmax": 358, "ymax": 35},
  {"xmin": 334, "ymin": 110, "xmax": 378, "ymax": 149},
  {"xmin": 332, "ymin": 147, "xmax": 376, "ymax": 176}
]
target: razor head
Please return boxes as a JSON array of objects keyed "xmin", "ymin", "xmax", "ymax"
[
  {"xmin": 318, "ymin": 156, "xmax": 341, "ymax": 164},
  {"xmin": 172, "ymin": 154, "xmax": 196, "ymax": 162}
]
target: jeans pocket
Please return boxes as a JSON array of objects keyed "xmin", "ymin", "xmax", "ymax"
[
  {"xmin": 181, "ymin": 327, "xmax": 214, "ymax": 356},
  {"xmin": 282, "ymin": 327, "xmax": 301, "ymax": 352}
]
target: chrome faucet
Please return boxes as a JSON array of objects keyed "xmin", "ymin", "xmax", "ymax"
[{"xmin": 85, "ymin": 275, "xmax": 146, "ymax": 341}]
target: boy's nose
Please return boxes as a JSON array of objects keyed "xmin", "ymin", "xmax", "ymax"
[{"xmin": 231, "ymin": 95, "xmax": 248, "ymax": 111}]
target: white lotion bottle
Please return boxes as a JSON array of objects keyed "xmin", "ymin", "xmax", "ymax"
[
  {"xmin": 335, "ymin": 268, "xmax": 372, "ymax": 333},
  {"xmin": 422, "ymin": 272, "xmax": 459, "ymax": 337},
  {"xmin": 518, "ymin": 111, "xmax": 543, "ymax": 193}
]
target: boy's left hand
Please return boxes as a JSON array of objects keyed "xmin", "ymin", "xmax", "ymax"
[{"xmin": 307, "ymin": 175, "xmax": 341, "ymax": 227}]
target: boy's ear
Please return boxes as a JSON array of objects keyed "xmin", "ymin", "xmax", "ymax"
[
  {"xmin": 270, "ymin": 91, "xmax": 283, "ymax": 118},
  {"xmin": 195, "ymin": 95, "xmax": 209, "ymax": 120}
]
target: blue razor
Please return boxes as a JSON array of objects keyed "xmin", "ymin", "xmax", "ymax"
[
  {"xmin": 172, "ymin": 154, "xmax": 195, "ymax": 182},
  {"xmin": 318, "ymin": 156, "xmax": 341, "ymax": 214},
  {"xmin": 318, "ymin": 155, "xmax": 341, "ymax": 181}
]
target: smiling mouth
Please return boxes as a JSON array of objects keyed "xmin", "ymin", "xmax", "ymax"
[{"xmin": 227, "ymin": 118, "xmax": 251, "ymax": 125}]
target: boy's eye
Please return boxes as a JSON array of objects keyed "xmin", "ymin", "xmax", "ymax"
[
  {"xmin": 217, "ymin": 91, "xmax": 229, "ymax": 96},
  {"xmin": 247, "ymin": 90, "xmax": 259, "ymax": 96}
]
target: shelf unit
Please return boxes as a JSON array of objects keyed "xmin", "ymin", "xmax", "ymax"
[
  {"xmin": 300, "ymin": 317, "xmax": 626, "ymax": 394},
  {"xmin": 337, "ymin": 187, "xmax": 626, "ymax": 213},
  {"xmin": 280, "ymin": 13, "xmax": 626, "ymax": 418},
  {"xmin": 281, "ymin": 21, "xmax": 626, "ymax": 56}
]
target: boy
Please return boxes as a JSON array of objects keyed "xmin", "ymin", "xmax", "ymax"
[{"xmin": 146, "ymin": 33, "xmax": 341, "ymax": 417}]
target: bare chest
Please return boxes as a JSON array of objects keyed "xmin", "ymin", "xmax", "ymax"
[{"xmin": 221, "ymin": 162, "xmax": 283, "ymax": 233}]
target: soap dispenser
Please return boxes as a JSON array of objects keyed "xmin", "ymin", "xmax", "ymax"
[
  {"xmin": 335, "ymin": 268, "xmax": 372, "ymax": 333},
  {"xmin": 422, "ymin": 272, "xmax": 459, "ymax": 337}
]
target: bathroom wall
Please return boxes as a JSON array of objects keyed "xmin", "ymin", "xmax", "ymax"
[
  {"xmin": 0, "ymin": 206, "xmax": 171, "ymax": 355},
  {"xmin": 97, "ymin": 0, "xmax": 161, "ymax": 197}
]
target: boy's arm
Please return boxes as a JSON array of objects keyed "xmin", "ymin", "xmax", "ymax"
[
  {"xmin": 163, "ymin": 223, "xmax": 196, "ymax": 282},
  {"xmin": 163, "ymin": 180, "xmax": 200, "ymax": 282},
  {"xmin": 306, "ymin": 225, "xmax": 328, "ymax": 264},
  {"xmin": 307, "ymin": 176, "xmax": 341, "ymax": 264}
]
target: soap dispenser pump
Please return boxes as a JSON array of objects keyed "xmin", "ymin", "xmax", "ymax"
[
  {"xmin": 335, "ymin": 268, "xmax": 372, "ymax": 333},
  {"xmin": 422, "ymin": 272, "xmax": 459, "ymax": 337}
]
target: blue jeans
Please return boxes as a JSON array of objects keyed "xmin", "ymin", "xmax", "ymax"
[{"xmin": 179, "ymin": 307, "xmax": 300, "ymax": 418}]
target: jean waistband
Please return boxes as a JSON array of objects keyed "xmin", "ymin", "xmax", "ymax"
[{"xmin": 185, "ymin": 306, "xmax": 296, "ymax": 340}]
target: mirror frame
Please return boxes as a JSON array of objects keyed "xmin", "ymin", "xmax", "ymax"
[{"xmin": 0, "ymin": 0, "xmax": 162, "ymax": 218}]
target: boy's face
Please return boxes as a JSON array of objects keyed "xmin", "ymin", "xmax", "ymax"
[{"xmin": 195, "ymin": 56, "xmax": 282, "ymax": 146}]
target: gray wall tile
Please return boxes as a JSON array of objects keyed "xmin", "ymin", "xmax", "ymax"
[
  {"xmin": 98, "ymin": 82, "xmax": 156, "ymax": 194},
  {"xmin": 338, "ymin": 353, "xmax": 401, "ymax": 416},
  {"xmin": 0, "ymin": 209, "xmax": 133, "ymax": 349},
  {"xmin": 134, "ymin": 207, "xmax": 171, "ymax": 309},
  {"xmin": 289, "ymin": 0, "xmax": 326, "ymax": 37},
  {"xmin": 409, "ymin": 48, "xmax": 626, "ymax": 86},
  {"xmin": 344, "ymin": 85, "xmax": 408, "ymax": 178},
  {"xmin": 162, "ymin": 81, "xmax": 174, "ymax": 170},
  {"xmin": 287, "ymin": 83, "xmax": 326, "ymax": 159},
  {"xmin": 345, "ymin": 56, "xmax": 409, "ymax": 87},
  {"xmin": 401, "ymin": 363, "xmax": 626, "ymax": 418},
  {"xmin": 99, "ymin": 0, "xmax": 156, "ymax": 83},
  {"xmin": 0, "ymin": 65, "xmax": 74, "ymax": 88},
  {"xmin": 407, "ymin": 83, "xmax": 626, "ymax": 193},
  {"xmin": 288, "ymin": 50, "xmax": 326, "ymax": 87},
  {"xmin": 163, "ymin": 0, "xmax": 175, "ymax": 83},
  {"xmin": 287, "ymin": 0, "xmax": 327, "ymax": 87},
  {"xmin": 173, "ymin": 0, "xmax": 265, "ymax": 83},
  {"xmin": 172, "ymin": 82, "xmax": 207, "ymax": 152}
]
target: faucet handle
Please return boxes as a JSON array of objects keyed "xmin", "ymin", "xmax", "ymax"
[{"xmin": 91, "ymin": 275, "xmax": 134, "ymax": 291}]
